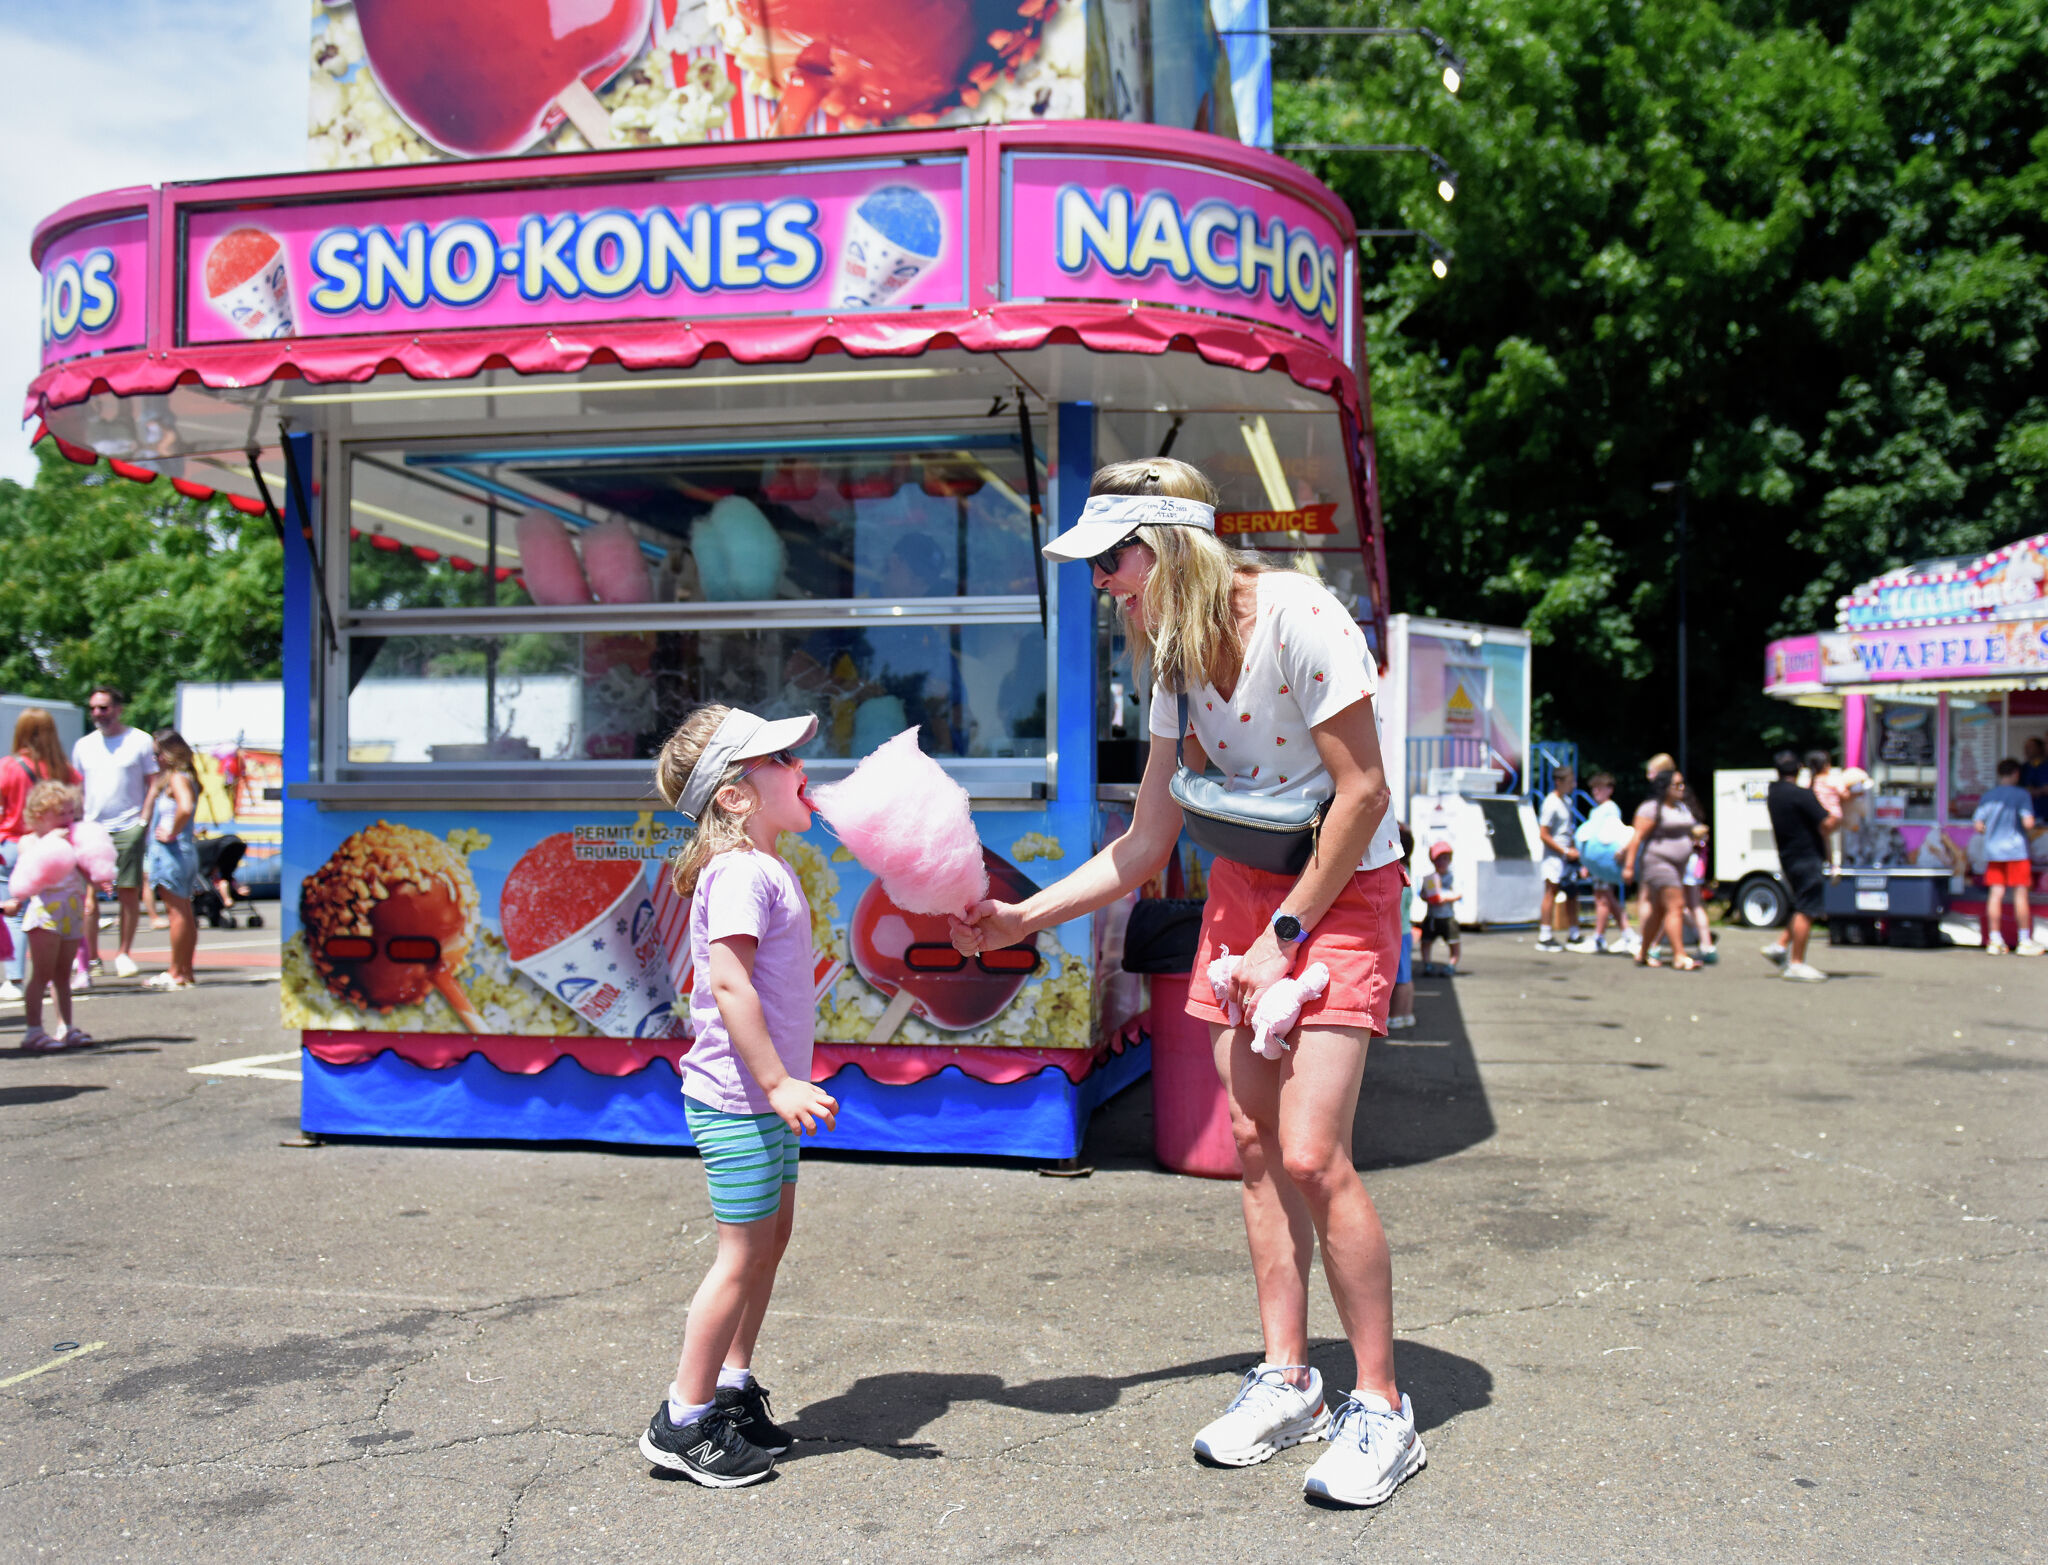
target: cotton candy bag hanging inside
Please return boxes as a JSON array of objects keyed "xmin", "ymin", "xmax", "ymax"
[{"xmin": 809, "ymin": 728, "xmax": 988, "ymax": 919}]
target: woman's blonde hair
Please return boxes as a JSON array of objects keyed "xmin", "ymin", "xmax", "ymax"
[
  {"xmin": 653, "ymin": 704, "xmax": 760, "ymax": 897},
  {"xmin": 24, "ymin": 779, "xmax": 78, "ymax": 830},
  {"xmin": 1091, "ymin": 458, "xmax": 1274, "ymax": 694},
  {"xmin": 153, "ymin": 728, "xmax": 197, "ymax": 777},
  {"xmin": 10, "ymin": 709, "xmax": 66, "ymax": 780}
]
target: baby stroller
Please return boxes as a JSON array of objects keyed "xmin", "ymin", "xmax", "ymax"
[{"xmin": 192, "ymin": 835, "xmax": 263, "ymax": 930}]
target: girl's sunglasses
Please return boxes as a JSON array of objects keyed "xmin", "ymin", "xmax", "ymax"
[
  {"xmin": 743, "ymin": 749, "xmax": 799, "ymax": 776},
  {"xmin": 1090, "ymin": 534, "xmax": 1141, "ymax": 576}
]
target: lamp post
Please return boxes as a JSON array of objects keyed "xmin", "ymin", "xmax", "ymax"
[
  {"xmin": 1278, "ymin": 143, "xmax": 1461, "ymax": 203},
  {"xmin": 1652, "ymin": 480, "xmax": 1689, "ymax": 778},
  {"xmin": 1358, "ymin": 229, "xmax": 1452, "ymax": 278},
  {"xmin": 1217, "ymin": 25, "xmax": 1469, "ymax": 92}
]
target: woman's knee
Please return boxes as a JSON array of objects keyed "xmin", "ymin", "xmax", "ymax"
[{"xmin": 1279, "ymin": 1137, "xmax": 1354, "ymax": 1195}]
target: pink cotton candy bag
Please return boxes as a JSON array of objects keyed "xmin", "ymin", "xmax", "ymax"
[{"xmin": 810, "ymin": 728, "xmax": 989, "ymax": 919}]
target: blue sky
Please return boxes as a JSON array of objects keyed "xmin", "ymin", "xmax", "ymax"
[{"xmin": 0, "ymin": 0, "xmax": 304, "ymax": 483}]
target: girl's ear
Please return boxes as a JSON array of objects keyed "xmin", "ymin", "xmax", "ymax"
[{"xmin": 714, "ymin": 780, "xmax": 755, "ymax": 817}]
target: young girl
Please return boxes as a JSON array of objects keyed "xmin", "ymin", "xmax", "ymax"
[
  {"xmin": 13, "ymin": 782, "xmax": 107, "ymax": 1050},
  {"xmin": 640, "ymin": 703, "xmax": 838, "ymax": 1488},
  {"xmin": 140, "ymin": 729, "xmax": 201, "ymax": 991}
]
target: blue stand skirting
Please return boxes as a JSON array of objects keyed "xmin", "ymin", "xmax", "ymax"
[{"xmin": 301, "ymin": 1041, "xmax": 1151, "ymax": 1161}]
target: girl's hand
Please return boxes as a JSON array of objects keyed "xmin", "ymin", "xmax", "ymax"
[
  {"xmin": 768, "ymin": 1077, "xmax": 839, "ymax": 1137},
  {"xmin": 1228, "ymin": 928, "xmax": 1293, "ymax": 1018},
  {"xmin": 949, "ymin": 900, "xmax": 1026, "ymax": 955},
  {"xmin": 0, "ymin": 899, "xmax": 15, "ymax": 917}
]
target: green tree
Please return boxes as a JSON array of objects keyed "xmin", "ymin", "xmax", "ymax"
[
  {"xmin": 0, "ymin": 444, "xmax": 284, "ymax": 730},
  {"xmin": 1278, "ymin": 0, "xmax": 2047, "ymax": 785}
]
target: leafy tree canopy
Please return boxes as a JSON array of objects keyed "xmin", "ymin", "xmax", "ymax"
[
  {"xmin": 1279, "ymin": 0, "xmax": 2047, "ymax": 783},
  {"xmin": 0, "ymin": 444, "xmax": 284, "ymax": 731}
]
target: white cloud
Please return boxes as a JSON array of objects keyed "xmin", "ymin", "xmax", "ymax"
[{"xmin": 0, "ymin": 0, "xmax": 305, "ymax": 482}]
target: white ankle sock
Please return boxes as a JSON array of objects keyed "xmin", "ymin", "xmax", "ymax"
[
  {"xmin": 668, "ymin": 1384, "xmax": 711, "ymax": 1427},
  {"xmin": 717, "ymin": 1366, "xmax": 753, "ymax": 1391}
]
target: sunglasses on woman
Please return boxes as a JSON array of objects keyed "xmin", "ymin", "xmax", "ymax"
[
  {"xmin": 1090, "ymin": 533, "xmax": 1142, "ymax": 576},
  {"xmin": 743, "ymin": 749, "xmax": 799, "ymax": 776}
]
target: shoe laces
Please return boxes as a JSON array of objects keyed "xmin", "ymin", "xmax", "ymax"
[
  {"xmin": 1227, "ymin": 1366, "xmax": 1308, "ymax": 1418},
  {"xmin": 1328, "ymin": 1395, "xmax": 1406, "ymax": 1453}
]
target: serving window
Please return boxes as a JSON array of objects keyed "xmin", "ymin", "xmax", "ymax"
[{"xmin": 331, "ymin": 434, "xmax": 1051, "ymax": 791}]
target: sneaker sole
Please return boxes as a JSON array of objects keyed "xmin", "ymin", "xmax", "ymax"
[
  {"xmin": 1192, "ymin": 1405, "xmax": 1332, "ymax": 1468},
  {"xmin": 639, "ymin": 1431, "xmax": 774, "ymax": 1487},
  {"xmin": 1302, "ymin": 1434, "xmax": 1427, "ymax": 1507}
]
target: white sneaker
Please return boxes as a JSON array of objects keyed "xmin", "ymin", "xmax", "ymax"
[
  {"xmin": 1301, "ymin": 1390, "xmax": 1426, "ymax": 1507},
  {"xmin": 1386, "ymin": 1013, "xmax": 1415, "ymax": 1031},
  {"xmin": 1760, "ymin": 942, "xmax": 1789, "ymax": 966},
  {"xmin": 0, "ymin": 980, "xmax": 19, "ymax": 1002},
  {"xmin": 1985, "ymin": 939, "xmax": 2010, "ymax": 956},
  {"xmin": 2015, "ymin": 940, "xmax": 2045, "ymax": 957},
  {"xmin": 112, "ymin": 953, "xmax": 140, "ymax": 979},
  {"xmin": 1782, "ymin": 961, "xmax": 1827, "ymax": 983},
  {"xmin": 1566, "ymin": 936, "xmax": 1602, "ymax": 955},
  {"xmin": 1192, "ymin": 1364, "xmax": 1331, "ymax": 1467}
]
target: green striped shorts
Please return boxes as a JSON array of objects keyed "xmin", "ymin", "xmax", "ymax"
[{"xmin": 683, "ymin": 1097, "xmax": 800, "ymax": 1224}]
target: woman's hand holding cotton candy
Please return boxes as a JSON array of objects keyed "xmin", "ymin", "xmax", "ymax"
[
  {"xmin": 810, "ymin": 728, "xmax": 989, "ymax": 919},
  {"xmin": 948, "ymin": 899, "xmax": 1027, "ymax": 955}
]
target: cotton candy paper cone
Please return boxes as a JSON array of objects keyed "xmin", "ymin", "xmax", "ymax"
[{"xmin": 811, "ymin": 728, "xmax": 989, "ymax": 920}]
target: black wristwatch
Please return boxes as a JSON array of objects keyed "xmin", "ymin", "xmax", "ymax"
[{"xmin": 1272, "ymin": 913, "xmax": 1310, "ymax": 945}]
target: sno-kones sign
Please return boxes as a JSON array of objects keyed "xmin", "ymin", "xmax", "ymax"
[{"xmin": 1837, "ymin": 534, "xmax": 2048, "ymax": 629}]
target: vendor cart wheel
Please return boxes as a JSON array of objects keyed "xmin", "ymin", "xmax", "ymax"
[
  {"xmin": 247, "ymin": 912, "xmax": 264, "ymax": 929},
  {"xmin": 1734, "ymin": 874, "xmax": 1789, "ymax": 929}
]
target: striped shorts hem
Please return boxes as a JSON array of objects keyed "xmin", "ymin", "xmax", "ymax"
[{"xmin": 683, "ymin": 1097, "xmax": 799, "ymax": 1225}]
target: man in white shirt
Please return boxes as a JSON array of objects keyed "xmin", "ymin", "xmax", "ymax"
[{"xmin": 72, "ymin": 686, "xmax": 158, "ymax": 978}]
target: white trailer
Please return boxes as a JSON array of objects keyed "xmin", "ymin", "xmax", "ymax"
[{"xmin": 1713, "ymin": 768, "xmax": 1793, "ymax": 927}]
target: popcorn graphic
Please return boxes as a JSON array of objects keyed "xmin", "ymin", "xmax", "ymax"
[
  {"xmin": 835, "ymin": 184, "xmax": 943, "ymax": 308},
  {"xmin": 204, "ymin": 227, "xmax": 296, "ymax": 339}
]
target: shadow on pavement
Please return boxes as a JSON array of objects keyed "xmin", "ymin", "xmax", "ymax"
[
  {"xmin": 0, "ymin": 1083, "xmax": 108, "ymax": 1106},
  {"xmin": 1357, "ymin": 973, "xmax": 1496, "ymax": 1170},
  {"xmin": 774, "ymin": 1339, "xmax": 1490, "ymax": 1460}
]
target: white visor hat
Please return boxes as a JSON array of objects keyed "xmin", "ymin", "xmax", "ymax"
[
  {"xmin": 1040, "ymin": 492, "xmax": 1217, "ymax": 564},
  {"xmin": 672, "ymin": 708, "xmax": 819, "ymax": 824}
]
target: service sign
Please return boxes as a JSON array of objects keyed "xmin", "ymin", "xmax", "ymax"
[
  {"xmin": 38, "ymin": 213, "xmax": 148, "ymax": 367},
  {"xmin": 1817, "ymin": 619, "xmax": 2048, "ymax": 684},
  {"xmin": 281, "ymin": 808, "xmax": 1093, "ymax": 1052},
  {"xmin": 1004, "ymin": 151, "xmax": 1349, "ymax": 354},
  {"xmin": 180, "ymin": 160, "xmax": 965, "ymax": 344}
]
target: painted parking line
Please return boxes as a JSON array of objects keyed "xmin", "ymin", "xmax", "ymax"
[
  {"xmin": 188, "ymin": 1051, "xmax": 302, "ymax": 1081},
  {"xmin": 0, "ymin": 1341, "xmax": 106, "ymax": 1390}
]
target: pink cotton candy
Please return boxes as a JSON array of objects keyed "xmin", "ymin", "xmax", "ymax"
[
  {"xmin": 9, "ymin": 831, "xmax": 78, "ymax": 899},
  {"xmin": 811, "ymin": 728, "xmax": 989, "ymax": 919},
  {"xmin": 71, "ymin": 820, "xmax": 116, "ymax": 888},
  {"xmin": 515, "ymin": 511, "xmax": 593, "ymax": 605},
  {"xmin": 581, "ymin": 518, "xmax": 653, "ymax": 604}
]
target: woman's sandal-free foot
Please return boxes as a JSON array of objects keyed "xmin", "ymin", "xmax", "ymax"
[{"xmin": 640, "ymin": 1389, "xmax": 774, "ymax": 1487}]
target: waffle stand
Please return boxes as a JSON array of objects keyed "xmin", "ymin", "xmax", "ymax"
[
  {"xmin": 1764, "ymin": 535, "xmax": 2048, "ymax": 946},
  {"xmin": 27, "ymin": 108, "xmax": 1389, "ymax": 1158}
]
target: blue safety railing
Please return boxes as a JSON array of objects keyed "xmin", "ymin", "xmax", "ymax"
[{"xmin": 1407, "ymin": 735, "xmax": 1518, "ymax": 796}]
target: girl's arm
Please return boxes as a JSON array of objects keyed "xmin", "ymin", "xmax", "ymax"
[
  {"xmin": 705, "ymin": 934, "xmax": 838, "ymax": 1135},
  {"xmin": 951, "ymin": 730, "xmax": 1191, "ymax": 952},
  {"xmin": 1225, "ymin": 694, "xmax": 1392, "ymax": 1013},
  {"xmin": 165, "ymin": 774, "xmax": 196, "ymax": 840}
]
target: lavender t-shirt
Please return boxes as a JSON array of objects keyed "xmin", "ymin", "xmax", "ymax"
[{"xmin": 681, "ymin": 850, "xmax": 816, "ymax": 1115}]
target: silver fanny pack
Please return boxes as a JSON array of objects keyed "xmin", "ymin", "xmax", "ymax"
[{"xmin": 1166, "ymin": 693, "xmax": 1328, "ymax": 876}]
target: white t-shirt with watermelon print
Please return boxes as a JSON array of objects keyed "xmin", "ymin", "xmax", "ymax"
[{"xmin": 1149, "ymin": 569, "xmax": 1403, "ymax": 873}]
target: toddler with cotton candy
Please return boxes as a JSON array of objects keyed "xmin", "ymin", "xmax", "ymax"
[{"xmin": 7, "ymin": 779, "xmax": 114, "ymax": 1050}]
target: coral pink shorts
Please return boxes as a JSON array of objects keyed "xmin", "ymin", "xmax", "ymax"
[{"xmin": 1187, "ymin": 858, "xmax": 1406, "ymax": 1036}]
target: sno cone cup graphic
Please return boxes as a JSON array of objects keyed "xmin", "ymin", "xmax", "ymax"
[
  {"xmin": 205, "ymin": 227, "xmax": 296, "ymax": 339},
  {"xmin": 835, "ymin": 185, "xmax": 943, "ymax": 308},
  {"xmin": 499, "ymin": 833, "xmax": 684, "ymax": 1039}
]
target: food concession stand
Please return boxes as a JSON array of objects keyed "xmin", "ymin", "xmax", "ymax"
[
  {"xmin": 1764, "ymin": 536, "xmax": 2048, "ymax": 943},
  {"xmin": 26, "ymin": 116, "xmax": 1390, "ymax": 1159}
]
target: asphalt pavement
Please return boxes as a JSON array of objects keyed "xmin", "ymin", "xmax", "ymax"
[{"xmin": 0, "ymin": 921, "xmax": 2041, "ymax": 1562}]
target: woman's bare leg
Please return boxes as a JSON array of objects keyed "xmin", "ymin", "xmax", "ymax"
[
  {"xmin": 162, "ymin": 891, "xmax": 197, "ymax": 983},
  {"xmin": 1214, "ymin": 1022, "xmax": 1316, "ymax": 1385},
  {"xmin": 1277, "ymin": 1026, "xmax": 1397, "ymax": 1404}
]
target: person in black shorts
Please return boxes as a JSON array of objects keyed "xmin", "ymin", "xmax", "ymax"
[
  {"xmin": 1761, "ymin": 749, "xmax": 1834, "ymax": 981},
  {"xmin": 1416, "ymin": 841, "xmax": 1462, "ymax": 976}
]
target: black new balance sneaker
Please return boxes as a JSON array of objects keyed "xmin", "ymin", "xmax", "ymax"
[
  {"xmin": 640, "ymin": 1388, "xmax": 775, "ymax": 1487},
  {"xmin": 728, "ymin": 1378, "xmax": 795, "ymax": 1455}
]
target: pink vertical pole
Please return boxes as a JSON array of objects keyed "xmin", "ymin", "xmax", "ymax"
[{"xmin": 1841, "ymin": 694, "xmax": 1866, "ymax": 770}]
